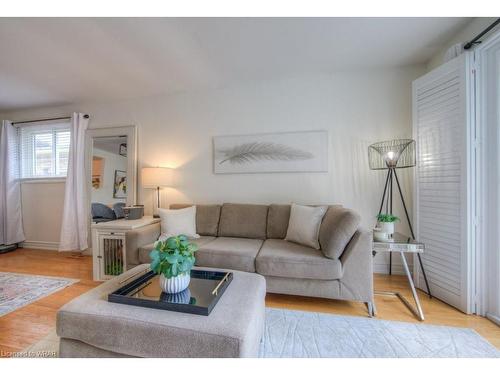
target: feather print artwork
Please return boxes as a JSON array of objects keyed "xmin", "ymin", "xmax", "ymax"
[
  {"xmin": 213, "ymin": 131, "xmax": 328, "ymax": 173},
  {"xmin": 218, "ymin": 142, "xmax": 314, "ymax": 164}
]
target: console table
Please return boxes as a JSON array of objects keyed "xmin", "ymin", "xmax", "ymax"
[
  {"xmin": 91, "ymin": 216, "xmax": 160, "ymax": 281},
  {"xmin": 373, "ymin": 232, "xmax": 427, "ymax": 321}
]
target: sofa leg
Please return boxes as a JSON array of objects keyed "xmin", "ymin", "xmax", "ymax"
[{"xmin": 366, "ymin": 301, "xmax": 376, "ymax": 318}]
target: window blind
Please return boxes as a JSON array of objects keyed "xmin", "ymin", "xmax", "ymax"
[{"xmin": 18, "ymin": 121, "xmax": 71, "ymax": 179}]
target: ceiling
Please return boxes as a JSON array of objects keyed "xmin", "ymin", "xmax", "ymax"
[{"xmin": 0, "ymin": 17, "xmax": 470, "ymax": 111}]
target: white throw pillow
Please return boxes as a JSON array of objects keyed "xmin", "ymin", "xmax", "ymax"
[
  {"xmin": 158, "ymin": 206, "xmax": 200, "ymax": 240},
  {"xmin": 285, "ymin": 203, "xmax": 327, "ymax": 249}
]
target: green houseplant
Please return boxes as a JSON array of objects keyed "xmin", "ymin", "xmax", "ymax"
[
  {"xmin": 150, "ymin": 235, "xmax": 198, "ymax": 294},
  {"xmin": 376, "ymin": 214, "xmax": 400, "ymax": 236}
]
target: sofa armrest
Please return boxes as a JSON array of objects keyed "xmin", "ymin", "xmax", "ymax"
[
  {"xmin": 125, "ymin": 223, "xmax": 161, "ymax": 268},
  {"xmin": 338, "ymin": 228, "xmax": 374, "ymax": 303}
]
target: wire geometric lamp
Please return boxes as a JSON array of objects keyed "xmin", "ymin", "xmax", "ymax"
[
  {"xmin": 368, "ymin": 139, "xmax": 416, "ymax": 170},
  {"xmin": 368, "ymin": 138, "xmax": 431, "ymax": 297}
]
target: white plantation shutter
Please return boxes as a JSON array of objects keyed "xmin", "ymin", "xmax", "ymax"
[
  {"xmin": 412, "ymin": 53, "xmax": 475, "ymax": 313},
  {"xmin": 18, "ymin": 121, "xmax": 71, "ymax": 178}
]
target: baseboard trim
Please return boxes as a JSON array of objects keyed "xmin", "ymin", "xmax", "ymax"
[
  {"xmin": 82, "ymin": 248, "xmax": 92, "ymax": 256},
  {"xmin": 21, "ymin": 242, "xmax": 93, "ymax": 254},
  {"xmin": 486, "ymin": 313, "xmax": 500, "ymax": 327},
  {"xmin": 19, "ymin": 244, "xmax": 414, "ymax": 276},
  {"xmin": 21, "ymin": 241, "xmax": 59, "ymax": 251}
]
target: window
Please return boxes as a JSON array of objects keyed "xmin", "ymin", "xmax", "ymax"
[{"xmin": 19, "ymin": 122, "xmax": 71, "ymax": 179}]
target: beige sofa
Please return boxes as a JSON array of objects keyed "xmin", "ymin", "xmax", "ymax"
[{"xmin": 126, "ymin": 203, "xmax": 375, "ymax": 315}]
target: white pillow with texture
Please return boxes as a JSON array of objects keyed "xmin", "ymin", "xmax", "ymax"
[
  {"xmin": 158, "ymin": 206, "xmax": 200, "ymax": 240},
  {"xmin": 285, "ymin": 203, "xmax": 327, "ymax": 249}
]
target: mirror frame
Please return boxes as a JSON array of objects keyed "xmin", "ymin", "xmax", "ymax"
[{"xmin": 85, "ymin": 125, "xmax": 138, "ymax": 211}]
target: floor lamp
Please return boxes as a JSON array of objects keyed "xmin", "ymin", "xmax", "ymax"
[
  {"xmin": 142, "ymin": 167, "xmax": 173, "ymax": 218},
  {"xmin": 368, "ymin": 139, "xmax": 431, "ymax": 297}
]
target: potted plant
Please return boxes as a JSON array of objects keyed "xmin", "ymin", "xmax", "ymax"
[
  {"xmin": 149, "ymin": 235, "xmax": 198, "ymax": 294},
  {"xmin": 376, "ymin": 213, "xmax": 400, "ymax": 236}
]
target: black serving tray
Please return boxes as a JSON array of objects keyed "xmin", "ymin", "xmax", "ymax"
[{"xmin": 108, "ymin": 269, "xmax": 233, "ymax": 316}]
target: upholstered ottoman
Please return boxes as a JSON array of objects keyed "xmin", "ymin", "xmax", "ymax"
[{"xmin": 56, "ymin": 264, "xmax": 266, "ymax": 358}]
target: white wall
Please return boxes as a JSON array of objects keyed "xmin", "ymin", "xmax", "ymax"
[
  {"xmin": 20, "ymin": 180, "xmax": 65, "ymax": 249},
  {"xmin": 91, "ymin": 147, "xmax": 127, "ymax": 206},
  {"xmin": 3, "ymin": 68, "xmax": 424, "ymax": 273}
]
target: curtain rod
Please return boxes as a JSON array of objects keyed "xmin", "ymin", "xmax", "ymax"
[
  {"xmin": 12, "ymin": 114, "xmax": 89, "ymax": 125},
  {"xmin": 464, "ymin": 18, "xmax": 500, "ymax": 50}
]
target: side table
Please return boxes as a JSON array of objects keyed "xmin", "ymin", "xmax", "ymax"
[
  {"xmin": 91, "ymin": 216, "xmax": 160, "ymax": 281},
  {"xmin": 373, "ymin": 232, "xmax": 428, "ymax": 321}
]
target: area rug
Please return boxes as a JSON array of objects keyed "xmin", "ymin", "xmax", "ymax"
[
  {"xmin": 260, "ymin": 308, "xmax": 500, "ymax": 358},
  {"xmin": 0, "ymin": 272, "xmax": 78, "ymax": 317},
  {"xmin": 18, "ymin": 308, "xmax": 499, "ymax": 358}
]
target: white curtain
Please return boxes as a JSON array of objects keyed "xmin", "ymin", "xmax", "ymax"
[
  {"xmin": 0, "ymin": 120, "xmax": 25, "ymax": 245},
  {"xmin": 59, "ymin": 113, "xmax": 89, "ymax": 251}
]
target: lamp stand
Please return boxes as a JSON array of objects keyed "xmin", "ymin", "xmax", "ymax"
[
  {"xmin": 378, "ymin": 167, "xmax": 432, "ymax": 298},
  {"xmin": 153, "ymin": 186, "xmax": 160, "ymax": 218}
]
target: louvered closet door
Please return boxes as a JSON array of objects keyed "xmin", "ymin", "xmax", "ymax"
[{"xmin": 412, "ymin": 53, "xmax": 474, "ymax": 314}]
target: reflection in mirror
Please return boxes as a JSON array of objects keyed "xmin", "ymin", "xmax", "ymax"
[{"xmin": 91, "ymin": 136, "xmax": 128, "ymax": 223}]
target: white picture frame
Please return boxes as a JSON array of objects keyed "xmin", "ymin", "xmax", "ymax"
[{"xmin": 213, "ymin": 130, "xmax": 328, "ymax": 174}]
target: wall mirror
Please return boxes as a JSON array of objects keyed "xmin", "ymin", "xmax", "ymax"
[{"xmin": 85, "ymin": 126, "xmax": 137, "ymax": 223}]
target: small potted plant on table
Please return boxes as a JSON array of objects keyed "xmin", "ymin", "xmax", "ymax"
[
  {"xmin": 376, "ymin": 213, "xmax": 400, "ymax": 237},
  {"xmin": 150, "ymin": 235, "xmax": 198, "ymax": 294}
]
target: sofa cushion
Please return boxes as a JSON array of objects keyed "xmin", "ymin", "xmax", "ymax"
[
  {"xmin": 170, "ymin": 204, "xmax": 221, "ymax": 236},
  {"xmin": 319, "ymin": 206, "xmax": 361, "ymax": 259},
  {"xmin": 266, "ymin": 204, "xmax": 291, "ymax": 239},
  {"xmin": 285, "ymin": 203, "xmax": 327, "ymax": 249},
  {"xmin": 256, "ymin": 239, "xmax": 343, "ymax": 280},
  {"xmin": 158, "ymin": 206, "xmax": 199, "ymax": 239},
  {"xmin": 218, "ymin": 203, "xmax": 268, "ymax": 240},
  {"xmin": 138, "ymin": 236, "xmax": 216, "ymax": 264},
  {"xmin": 196, "ymin": 237, "xmax": 263, "ymax": 272}
]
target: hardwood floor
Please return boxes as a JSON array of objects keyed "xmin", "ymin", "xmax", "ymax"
[
  {"xmin": 0, "ymin": 248, "xmax": 499, "ymax": 357},
  {"xmin": 0, "ymin": 249, "xmax": 100, "ymax": 356}
]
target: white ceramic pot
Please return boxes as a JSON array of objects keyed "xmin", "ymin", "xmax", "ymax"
[
  {"xmin": 379, "ymin": 221, "xmax": 394, "ymax": 235},
  {"xmin": 373, "ymin": 229, "xmax": 389, "ymax": 241},
  {"xmin": 159, "ymin": 273, "xmax": 191, "ymax": 294}
]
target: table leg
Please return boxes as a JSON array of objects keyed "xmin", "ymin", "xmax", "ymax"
[
  {"xmin": 417, "ymin": 253, "xmax": 432, "ymax": 298},
  {"xmin": 400, "ymin": 251, "xmax": 425, "ymax": 321},
  {"xmin": 374, "ymin": 251, "xmax": 425, "ymax": 321}
]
